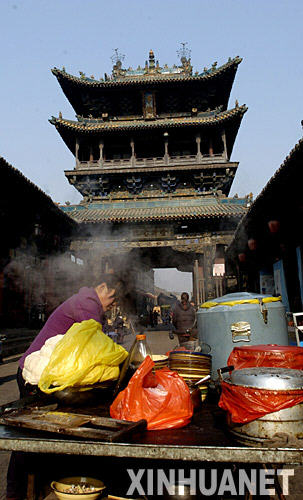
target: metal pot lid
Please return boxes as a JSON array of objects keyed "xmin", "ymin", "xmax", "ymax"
[
  {"xmin": 201, "ymin": 292, "xmax": 281, "ymax": 309},
  {"xmin": 227, "ymin": 367, "xmax": 303, "ymax": 390}
]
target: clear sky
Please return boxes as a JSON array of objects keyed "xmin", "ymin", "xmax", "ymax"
[
  {"xmin": 1, "ymin": 0, "xmax": 303, "ymax": 204},
  {"xmin": 1, "ymin": 0, "xmax": 303, "ymax": 293},
  {"xmin": 154, "ymin": 268, "xmax": 193, "ymax": 296}
]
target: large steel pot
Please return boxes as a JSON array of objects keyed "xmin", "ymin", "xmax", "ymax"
[
  {"xmin": 220, "ymin": 367, "xmax": 303, "ymax": 447},
  {"xmin": 229, "ymin": 403, "xmax": 303, "ymax": 446}
]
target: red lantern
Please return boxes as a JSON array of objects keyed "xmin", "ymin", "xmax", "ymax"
[
  {"xmin": 248, "ymin": 239, "xmax": 257, "ymax": 251},
  {"xmin": 268, "ymin": 220, "xmax": 280, "ymax": 233},
  {"xmin": 238, "ymin": 253, "xmax": 246, "ymax": 263}
]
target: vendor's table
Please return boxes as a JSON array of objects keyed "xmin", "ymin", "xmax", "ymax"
[{"xmin": 1, "ymin": 396, "xmax": 303, "ymax": 465}]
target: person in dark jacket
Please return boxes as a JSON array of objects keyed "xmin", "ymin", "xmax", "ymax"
[
  {"xmin": 113, "ymin": 311, "xmax": 124, "ymax": 343},
  {"xmin": 7, "ymin": 282, "xmax": 116, "ymax": 500},
  {"xmin": 172, "ymin": 292, "xmax": 197, "ymax": 345}
]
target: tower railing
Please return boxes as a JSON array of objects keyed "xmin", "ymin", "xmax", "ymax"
[{"xmin": 76, "ymin": 153, "xmax": 226, "ymax": 170}]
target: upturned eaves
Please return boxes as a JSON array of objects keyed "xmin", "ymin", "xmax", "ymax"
[
  {"xmin": 50, "ymin": 105, "xmax": 247, "ymax": 133},
  {"xmin": 61, "ymin": 197, "xmax": 247, "ymax": 224},
  {"xmin": 52, "ymin": 56, "xmax": 242, "ymax": 89}
]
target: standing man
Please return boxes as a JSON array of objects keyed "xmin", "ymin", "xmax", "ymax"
[{"xmin": 172, "ymin": 292, "xmax": 197, "ymax": 345}]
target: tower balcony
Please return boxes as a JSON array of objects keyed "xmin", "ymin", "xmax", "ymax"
[{"xmin": 76, "ymin": 153, "xmax": 227, "ymax": 171}]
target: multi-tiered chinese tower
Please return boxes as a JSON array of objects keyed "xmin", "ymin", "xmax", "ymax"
[{"xmin": 50, "ymin": 47, "xmax": 248, "ymax": 303}]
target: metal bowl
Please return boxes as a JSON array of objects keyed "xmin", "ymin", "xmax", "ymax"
[
  {"xmin": 51, "ymin": 476, "xmax": 106, "ymax": 500},
  {"xmin": 49, "ymin": 381, "xmax": 116, "ymax": 406}
]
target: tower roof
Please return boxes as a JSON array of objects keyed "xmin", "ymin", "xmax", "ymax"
[
  {"xmin": 52, "ymin": 55, "xmax": 241, "ymax": 87},
  {"xmin": 50, "ymin": 104, "xmax": 247, "ymax": 159},
  {"xmin": 52, "ymin": 56, "xmax": 242, "ymax": 116},
  {"xmin": 61, "ymin": 197, "xmax": 247, "ymax": 224},
  {"xmin": 50, "ymin": 104, "xmax": 246, "ymax": 132}
]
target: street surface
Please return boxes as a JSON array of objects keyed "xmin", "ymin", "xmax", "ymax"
[{"xmin": 0, "ymin": 355, "xmax": 20, "ymax": 500}]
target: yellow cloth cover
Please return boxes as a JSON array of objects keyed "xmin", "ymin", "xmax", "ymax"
[
  {"xmin": 201, "ymin": 296, "xmax": 282, "ymax": 309},
  {"xmin": 38, "ymin": 319, "xmax": 128, "ymax": 394}
]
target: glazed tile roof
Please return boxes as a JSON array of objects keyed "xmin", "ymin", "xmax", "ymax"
[
  {"xmin": 61, "ymin": 197, "xmax": 247, "ymax": 224},
  {"xmin": 52, "ymin": 57, "xmax": 242, "ymax": 89},
  {"xmin": 50, "ymin": 105, "xmax": 247, "ymax": 134}
]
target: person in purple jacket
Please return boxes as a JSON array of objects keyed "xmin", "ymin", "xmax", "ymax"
[
  {"xmin": 7, "ymin": 282, "xmax": 116, "ymax": 500},
  {"xmin": 17, "ymin": 283, "xmax": 115, "ymax": 395}
]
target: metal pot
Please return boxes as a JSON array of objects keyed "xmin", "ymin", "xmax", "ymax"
[{"xmin": 219, "ymin": 366, "xmax": 303, "ymax": 447}]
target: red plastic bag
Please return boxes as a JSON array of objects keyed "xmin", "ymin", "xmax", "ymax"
[
  {"xmin": 219, "ymin": 380, "xmax": 303, "ymax": 423},
  {"xmin": 110, "ymin": 356, "xmax": 193, "ymax": 430},
  {"xmin": 227, "ymin": 344, "xmax": 303, "ymax": 370}
]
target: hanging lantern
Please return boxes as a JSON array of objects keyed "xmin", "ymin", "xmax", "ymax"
[
  {"xmin": 238, "ymin": 253, "xmax": 246, "ymax": 263},
  {"xmin": 248, "ymin": 239, "xmax": 257, "ymax": 251},
  {"xmin": 268, "ymin": 220, "xmax": 280, "ymax": 233}
]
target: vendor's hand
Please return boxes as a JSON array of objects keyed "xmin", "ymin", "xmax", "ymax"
[{"xmin": 95, "ymin": 283, "xmax": 116, "ymax": 312}]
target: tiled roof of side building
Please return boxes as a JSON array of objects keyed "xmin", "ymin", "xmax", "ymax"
[
  {"xmin": 61, "ymin": 197, "xmax": 247, "ymax": 223},
  {"xmin": 52, "ymin": 56, "xmax": 242, "ymax": 89},
  {"xmin": 228, "ymin": 135, "xmax": 303, "ymax": 253},
  {"xmin": 50, "ymin": 105, "xmax": 247, "ymax": 133},
  {"xmin": 0, "ymin": 156, "xmax": 76, "ymax": 227},
  {"xmin": 244, "ymin": 136, "xmax": 303, "ymax": 219}
]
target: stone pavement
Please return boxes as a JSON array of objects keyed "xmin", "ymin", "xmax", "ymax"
[
  {"xmin": 0, "ymin": 355, "xmax": 20, "ymax": 500},
  {"xmin": 0, "ymin": 328, "xmax": 38, "ymax": 358}
]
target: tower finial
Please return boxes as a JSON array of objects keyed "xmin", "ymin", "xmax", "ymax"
[
  {"xmin": 111, "ymin": 48, "xmax": 125, "ymax": 77},
  {"xmin": 149, "ymin": 49, "xmax": 155, "ymax": 69},
  {"xmin": 111, "ymin": 48, "xmax": 125, "ymax": 65},
  {"xmin": 177, "ymin": 42, "xmax": 191, "ymax": 64},
  {"xmin": 177, "ymin": 42, "xmax": 192, "ymax": 74}
]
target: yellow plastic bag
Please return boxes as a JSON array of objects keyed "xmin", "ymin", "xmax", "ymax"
[{"xmin": 38, "ymin": 319, "xmax": 128, "ymax": 394}]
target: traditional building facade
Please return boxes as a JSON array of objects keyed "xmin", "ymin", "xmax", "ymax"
[
  {"xmin": 51, "ymin": 48, "xmax": 248, "ymax": 304},
  {"xmin": 0, "ymin": 157, "xmax": 77, "ymax": 327},
  {"xmin": 227, "ymin": 134, "xmax": 303, "ymax": 313}
]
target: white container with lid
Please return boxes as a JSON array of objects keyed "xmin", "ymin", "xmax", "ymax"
[{"xmin": 197, "ymin": 292, "xmax": 288, "ymax": 379}]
